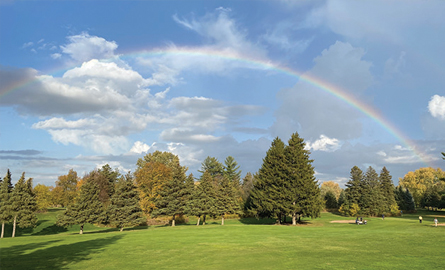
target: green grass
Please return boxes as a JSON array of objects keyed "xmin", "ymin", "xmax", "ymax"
[{"xmin": 1, "ymin": 209, "xmax": 444, "ymax": 269}]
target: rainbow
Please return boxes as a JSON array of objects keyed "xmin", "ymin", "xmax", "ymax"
[{"xmin": 0, "ymin": 46, "xmax": 431, "ymax": 166}]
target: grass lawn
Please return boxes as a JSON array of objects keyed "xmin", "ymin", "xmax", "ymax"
[{"xmin": 1, "ymin": 209, "xmax": 444, "ymax": 269}]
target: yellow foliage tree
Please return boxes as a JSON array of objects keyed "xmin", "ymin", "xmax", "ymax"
[
  {"xmin": 34, "ymin": 184, "xmax": 53, "ymax": 211},
  {"xmin": 320, "ymin": 181, "xmax": 342, "ymax": 199},
  {"xmin": 134, "ymin": 162, "xmax": 172, "ymax": 216},
  {"xmin": 399, "ymin": 167, "xmax": 445, "ymax": 207}
]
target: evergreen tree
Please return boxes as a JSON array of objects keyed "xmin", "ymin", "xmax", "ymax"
[
  {"xmin": 250, "ymin": 137, "xmax": 287, "ymax": 223},
  {"xmin": 189, "ymin": 171, "xmax": 216, "ymax": 225},
  {"xmin": 214, "ymin": 175, "xmax": 240, "ymax": 225},
  {"xmin": 198, "ymin": 156, "xmax": 224, "ymax": 178},
  {"xmin": 223, "ymin": 156, "xmax": 242, "ymax": 185},
  {"xmin": 360, "ymin": 166, "xmax": 384, "ymax": 216},
  {"xmin": 324, "ymin": 191, "xmax": 338, "ymax": 209},
  {"xmin": 151, "ymin": 161, "xmax": 187, "ymax": 226},
  {"xmin": 108, "ymin": 173, "xmax": 145, "ymax": 231},
  {"xmin": 57, "ymin": 178, "xmax": 106, "ymax": 234},
  {"xmin": 379, "ymin": 167, "xmax": 398, "ymax": 214},
  {"xmin": 345, "ymin": 166, "xmax": 363, "ymax": 205},
  {"xmin": 0, "ymin": 170, "xmax": 13, "ymax": 238},
  {"xmin": 98, "ymin": 164, "xmax": 120, "ymax": 200},
  {"xmin": 337, "ymin": 190, "xmax": 346, "ymax": 207},
  {"xmin": 9, "ymin": 172, "xmax": 38, "ymax": 237},
  {"xmin": 284, "ymin": 132, "xmax": 322, "ymax": 225}
]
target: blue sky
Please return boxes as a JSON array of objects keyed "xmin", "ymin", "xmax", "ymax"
[{"xmin": 1, "ymin": 0, "xmax": 444, "ymax": 187}]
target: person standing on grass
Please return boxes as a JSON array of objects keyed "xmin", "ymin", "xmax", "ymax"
[
  {"xmin": 434, "ymin": 218, "xmax": 438, "ymax": 227},
  {"xmin": 382, "ymin": 214, "xmax": 384, "ymax": 220},
  {"xmin": 419, "ymin": 216, "xmax": 422, "ymax": 223}
]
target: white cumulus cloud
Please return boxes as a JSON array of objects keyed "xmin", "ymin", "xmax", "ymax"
[{"xmin": 428, "ymin": 95, "xmax": 445, "ymax": 120}]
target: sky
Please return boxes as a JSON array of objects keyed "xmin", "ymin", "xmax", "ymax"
[{"xmin": 0, "ymin": 0, "xmax": 444, "ymax": 187}]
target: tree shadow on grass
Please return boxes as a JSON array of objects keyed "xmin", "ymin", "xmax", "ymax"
[
  {"xmin": 31, "ymin": 223, "xmax": 68, "ymax": 236},
  {"xmin": 238, "ymin": 217, "xmax": 278, "ymax": 225},
  {"xmin": 1, "ymin": 234, "xmax": 123, "ymax": 270}
]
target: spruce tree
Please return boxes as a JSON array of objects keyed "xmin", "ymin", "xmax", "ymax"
[
  {"xmin": 0, "ymin": 170, "xmax": 13, "ymax": 238},
  {"xmin": 108, "ymin": 173, "xmax": 145, "ymax": 231},
  {"xmin": 379, "ymin": 167, "xmax": 397, "ymax": 214},
  {"xmin": 360, "ymin": 166, "xmax": 384, "ymax": 216},
  {"xmin": 214, "ymin": 175, "xmax": 240, "ymax": 225},
  {"xmin": 151, "ymin": 162, "xmax": 187, "ymax": 226},
  {"xmin": 198, "ymin": 156, "xmax": 224, "ymax": 178},
  {"xmin": 324, "ymin": 191, "xmax": 338, "ymax": 209},
  {"xmin": 250, "ymin": 137, "xmax": 287, "ymax": 222},
  {"xmin": 345, "ymin": 166, "xmax": 363, "ymax": 205},
  {"xmin": 9, "ymin": 172, "xmax": 38, "ymax": 237},
  {"xmin": 284, "ymin": 132, "xmax": 322, "ymax": 225},
  {"xmin": 190, "ymin": 171, "xmax": 216, "ymax": 225},
  {"xmin": 57, "ymin": 178, "xmax": 106, "ymax": 234},
  {"xmin": 223, "ymin": 156, "xmax": 242, "ymax": 185}
]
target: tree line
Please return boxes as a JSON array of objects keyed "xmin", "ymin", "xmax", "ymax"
[{"xmin": 1, "ymin": 134, "xmax": 443, "ymax": 236}]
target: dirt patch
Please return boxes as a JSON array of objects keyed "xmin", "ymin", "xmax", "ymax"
[
  {"xmin": 425, "ymin": 215, "xmax": 445, "ymax": 218},
  {"xmin": 330, "ymin": 220, "xmax": 356, "ymax": 224}
]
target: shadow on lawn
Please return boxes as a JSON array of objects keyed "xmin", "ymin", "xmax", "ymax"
[{"xmin": 1, "ymin": 234, "xmax": 124, "ymax": 270}]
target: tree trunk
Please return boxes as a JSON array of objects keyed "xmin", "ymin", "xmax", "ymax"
[
  {"xmin": 1, "ymin": 222, "xmax": 4, "ymax": 238},
  {"xmin": 196, "ymin": 217, "xmax": 200, "ymax": 226},
  {"xmin": 203, "ymin": 214, "xmax": 206, "ymax": 225},
  {"xmin": 172, "ymin": 214, "xmax": 176, "ymax": 227},
  {"xmin": 221, "ymin": 215, "xmax": 225, "ymax": 226},
  {"xmin": 120, "ymin": 226, "xmax": 124, "ymax": 232},
  {"xmin": 12, "ymin": 215, "xmax": 17, "ymax": 238},
  {"xmin": 292, "ymin": 213, "xmax": 297, "ymax": 225},
  {"xmin": 277, "ymin": 213, "xmax": 281, "ymax": 225},
  {"xmin": 80, "ymin": 224, "xmax": 84, "ymax": 235},
  {"xmin": 282, "ymin": 214, "xmax": 286, "ymax": 224}
]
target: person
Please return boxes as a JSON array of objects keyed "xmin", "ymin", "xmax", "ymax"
[
  {"xmin": 382, "ymin": 214, "xmax": 385, "ymax": 220},
  {"xmin": 434, "ymin": 218, "xmax": 438, "ymax": 227},
  {"xmin": 419, "ymin": 216, "xmax": 422, "ymax": 223}
]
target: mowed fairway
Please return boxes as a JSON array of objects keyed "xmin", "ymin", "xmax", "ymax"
[{"xmin": 1, "ymin": 210, "xmax": 444, "ymax": 269}]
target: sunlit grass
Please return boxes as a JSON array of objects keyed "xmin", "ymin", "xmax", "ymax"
[{"xmin": 1, "ymin": 209, "xmax": 444, "ymax": 269}]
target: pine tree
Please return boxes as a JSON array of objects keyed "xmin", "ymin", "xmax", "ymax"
[
  {"xmin": 250, "ymin": 137, "xmax": 287, "ymax": 223},
  {"xmin": 337, "ymin": 190, "xmax": 346, "ymax": 207},
  {"xmin": 198, "ymin": 156, "xmax": 224, "ymax": 178},
  {"xmin": 108, "ymin": 173, "xmax": 145, "ymax": 231},
  {"xmin": 57, "ymin": 178, "xmax": 106, "ymax": 234},
  {"xmin": 151, "ymin": 162, "xmax": 187, "ymax": 226},
  {"xmin": 9, "ymin": 172, "xmax": 38, "ymax": 237},
  {"xmin": 214, "ymin": 175, "xmax": 241, "ymax": 225},
  {"xmin": 190, "ymin": 171, "xmax": 216, "ymax": 225},
  {"xmin": 324, "ymin": 191, "xmax": 338, "ymax": 209},
  {"xmin": 345, "ymin": 166, "xmax": 363, "ymax": 205},
  {"xmin": 0, "ymin": 170, "xmax": 13, "ymax": 238},
  {"xmin": 360, "ymin": 166, "xmax": 384, "ymax": 216},
  {"xmin": 379, "ymin": 167, "xmax": 397, "ymax": 214},
  {"xmin": 285, "ymin": 132, "xmax": 322, "ymax": 225},
  {"xmin": 223, "ymin": 156, "xmax": 242, "ymax": 185}
]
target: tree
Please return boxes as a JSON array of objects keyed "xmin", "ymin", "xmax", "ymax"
[
  {"xmin": 135, "ymin": 161, "xmax": 172, "ymax": 216},
  {"xmin": 360, "ymin": 166, "xmax": 384, "ymax": 216},
  {"xmin": 320, "ymin": 181, "xmax": 342, "ymax": 200},
  {"xmin": 399, "ymin": 167, "xmax": 445, "ymax": 207},
  {"xmin": 395, "ymin": 186, "xmax": 415, "ymax": 211},
  {"xmin": 151, "ymin": 159, "xmax": 188, "ymax": 226},
  {"xmin": 55, "ymin": 169, "xmax": 79, "ymax": 207},
  {"xmin": 98, "ymin": 164, "xmax": 120, "ymax": 199},
  {"xmin": 9, "ymin": 173, "xmax": 38, "ymax": 237},
  {"xmin": 198, "ymin": 156, "xmax": 224, "ymax": 178},
  {"xmin": 337, "ymin": 190, "xmax": 346, "ymax": 207},
  {"xmin": 189, "ymin": 171, "xmax": 216, "ymax": 225},
  {"xmin": 344, "ymin": 166, "xmax": 363, "ymax": 206},
  {"xmin": 0, "ymin": 170, "xmax": 13, "ymax": 238},
  {"xmin": 108, "ymin": 173, "xmax": 145, "ymax": 231},
  {"xmin": 324, "ymin": 191, "xmax": 338, "ymax": 209},
  {"xmin": 250, "ymin": 137, "xmax": 287, "ymax": 222},
  {"xmin": 214, "ymin": 175, "xmax": 240, "ymax": 225},
  {"xmin": 379, "ymin": 167, "xmax": 398, "ymax": 214},
  {"xmin": 223, "ymin": 156, "xmax": 242, "ymax": 185},
  {"xmin": 284, "ymin": 132, "xmax": 322, "ymax": 225},
  {"xmin": 57, "ymin": 178, "xmax": 106, "ymax": 234},
  {"xmin": 34, "ymin": 184, "xmax": 53, "ymax": 211}
]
